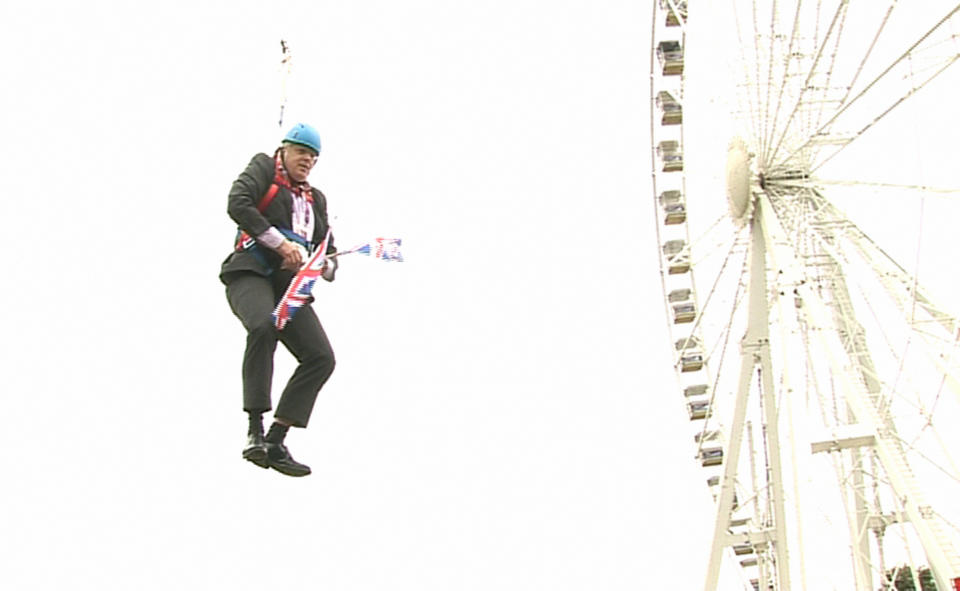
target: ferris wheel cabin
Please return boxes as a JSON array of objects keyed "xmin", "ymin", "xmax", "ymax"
[
  {"xmin": 656, "ymin": 91, "xmax": 682, "ymax": 125},
  {"xmin": 656, "ymin": 40, "xmax": 684, "ymax": 76}
]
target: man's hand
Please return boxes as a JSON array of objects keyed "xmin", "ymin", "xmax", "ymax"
[
  {"xmin": 277, "ymin": 240, "xmax": 305, "ymax": 271},
  {"xmin": 322, "ymin": 256, "xmax": 338, "ymax": 282}
]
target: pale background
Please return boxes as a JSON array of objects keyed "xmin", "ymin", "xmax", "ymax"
[
  {"xmin": 2, "ymin": 1, "xmax": 955, "ymax": 590},
  {"xmin": 0, "ymin": 1, "xmax": 717, "ymax": 590}
]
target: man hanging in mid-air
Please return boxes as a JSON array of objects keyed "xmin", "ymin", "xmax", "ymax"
[{"xmin": 220, "ymin": 122, "xmax": 338, "ymax": 477}]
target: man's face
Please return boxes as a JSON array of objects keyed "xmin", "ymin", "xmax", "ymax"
[{"xmin": 283, "ymin": 144, "xmax": 318, "ymax": 182}]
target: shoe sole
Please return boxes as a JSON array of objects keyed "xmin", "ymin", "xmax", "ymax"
[
  {"xmin": 267, "ymin": 461, "xmax": 311, "ymax": 477},
  {"xmin": 243, "ymin": 448, "xmax": 269, "ymax": 469}
]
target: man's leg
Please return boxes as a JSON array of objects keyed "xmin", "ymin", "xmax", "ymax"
[
  {"xmin": 275, "ymin": 305, "xmax": 336, "ymax": 427},
  {"xmin": 225, "ymin": 273, "xmax": 279, "ymax": 468},
  {"xmin": 226, "ymin": 274, "xmax": 280, "ymax": 415},
  {"xmin": 262, "ymin": 305, "xmax": 335, "ymax": 477}
]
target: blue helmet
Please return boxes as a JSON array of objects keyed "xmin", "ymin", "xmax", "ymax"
[{"xmin": 282, "ymin": 123, "xmax": 321, "ymax": 154}]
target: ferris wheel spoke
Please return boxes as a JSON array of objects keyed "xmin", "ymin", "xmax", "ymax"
[
  {"xmin": 799, "ymin": 4, "xmax": 850, "ymax": 164},
  {"xmin": 757, "ymin": 0, "xmax": 780, "ymax": 162},
  {"xmin": 830, "ymin": 2, "xmax": 897, "ymax": 114},
  {"xmin": 813, "ymin": 178, "xmax": 960, "ymax": 197},
  {"xmin": 896, "ymin": 431, "xmax": 960, "ymax": 486},
  {"xmin": 731, "ymin": 0, "xmax": 764, "ymax": 151},
  {"xmin": 751, "ymin": 0, "xmax": 765, "ymax": 159},
  {"xmin": 689, "ymin": 218, "xmax": 746, "ymax": 269},
  {"xmin": 760, "ymin": 0, "xmax": 849, "ymax": 168},
  {"xmin": 765, "ymin": 1, "xmax": 862, "ymax": 166},
  {"xmin": 769, "ymin": 186, "xmax": 957, "ymax": 334},
  {"xmin": 675, "ymin": 229, "xmax": 747, "ymax": 377},
  {"xmin": 761, "ymin": 0, "xmax": 805, "ymax": 168},
  {"xmin": 776, "ymin": 4, "xmax": 960, "ymax": 173},
  {"xmin": 768, "ymin": 185, "xmax": 960, "ymax": 415},
  {"xmin": 808, "ymin": 53, "xmax": 960, "ymax": 173},
  {"xmin": 699, "ymin": 251, "xmax": 748, "ymax": 383}
]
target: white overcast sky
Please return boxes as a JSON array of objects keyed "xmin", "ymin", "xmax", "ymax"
[
  {"xmin": 2, "ymin": 1, "xmax": 958, "ymax": 590},
  {"xmin": 0, "ymin": 2, "xmax": 724, "ymax": 590}
]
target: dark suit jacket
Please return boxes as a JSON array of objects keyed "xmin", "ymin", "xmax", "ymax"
[{"xmin": 220, "ymin": 153, "xmax": 335, "ymax": 285}]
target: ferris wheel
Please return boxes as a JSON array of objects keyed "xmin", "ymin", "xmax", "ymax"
[{"xmin": 649, "ymin": 2, "xmax": 960, "ymax": 590}]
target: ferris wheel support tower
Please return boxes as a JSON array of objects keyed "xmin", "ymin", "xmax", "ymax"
[
  {"xmin": 757, "ymin": 194, "xmax": 960, "ymax": 591},
  {"xmin": 703, "ymin": 195, "xmax": 792, "ymax": 591}
]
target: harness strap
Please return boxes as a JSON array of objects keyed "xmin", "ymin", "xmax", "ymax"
[
  {"xmin": 235, "ymin": 228, "xmax": 311, "ymax": 275},
  {"xmin": 232, "ymin": 166, "xmax": 318, "ymax": 277},
  {"xmin": 234, "ymin": 182, "xmax": 281, "ymax": 251},
  {"xmin": 237, "ymin": 227, "xmax": 310, "ymax": 251},
  {"xmin": 258, "ymin": 183, "xmax": 281, "ymax": 213}
]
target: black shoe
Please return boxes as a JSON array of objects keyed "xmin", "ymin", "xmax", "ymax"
[
  {"xmin": 265, "ymin": 441, "xmax": 311, "ymax": 477},
  {"xmin": 242, "ymin": 432, "xmax": 269, "ymax": 469}
]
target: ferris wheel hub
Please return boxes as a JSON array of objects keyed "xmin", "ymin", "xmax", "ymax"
[{"xmin": 726, "ymin": 136, "xmax": 753, "ymax": 222}]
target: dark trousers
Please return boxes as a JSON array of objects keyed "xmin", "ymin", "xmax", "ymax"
[{"xmin": 225, "ymin": 272, "xmax": 335, "ymax": 428}]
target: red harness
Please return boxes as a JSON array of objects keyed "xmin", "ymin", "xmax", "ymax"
[
  {"xmin": 235, "ymin": 157, "xmax": 315, "ymax": 251},
  {"xmin": 235, "ymin": 183, "xmax": 282, "ymax": 251}
]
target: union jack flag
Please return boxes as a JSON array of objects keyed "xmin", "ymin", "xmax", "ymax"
[
  {"xmin": 374, "ymin": 238, "xmax": 403, "ymax": 261},
  {"xmin": 346, "ymin": 238, "xmax": 403, "ymax": 262},
  {"xmin": 272, "ymin": 230, "xmax": 332, "ymax": 331}
]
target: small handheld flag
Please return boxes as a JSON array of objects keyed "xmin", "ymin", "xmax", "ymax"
[
  {"xmin": 334, "ymin": 238, "xmax": 403, "ymax": 262},
  {"xmin": 273, "ymin": 234, "xmax": 403, "ymax": 330}
]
